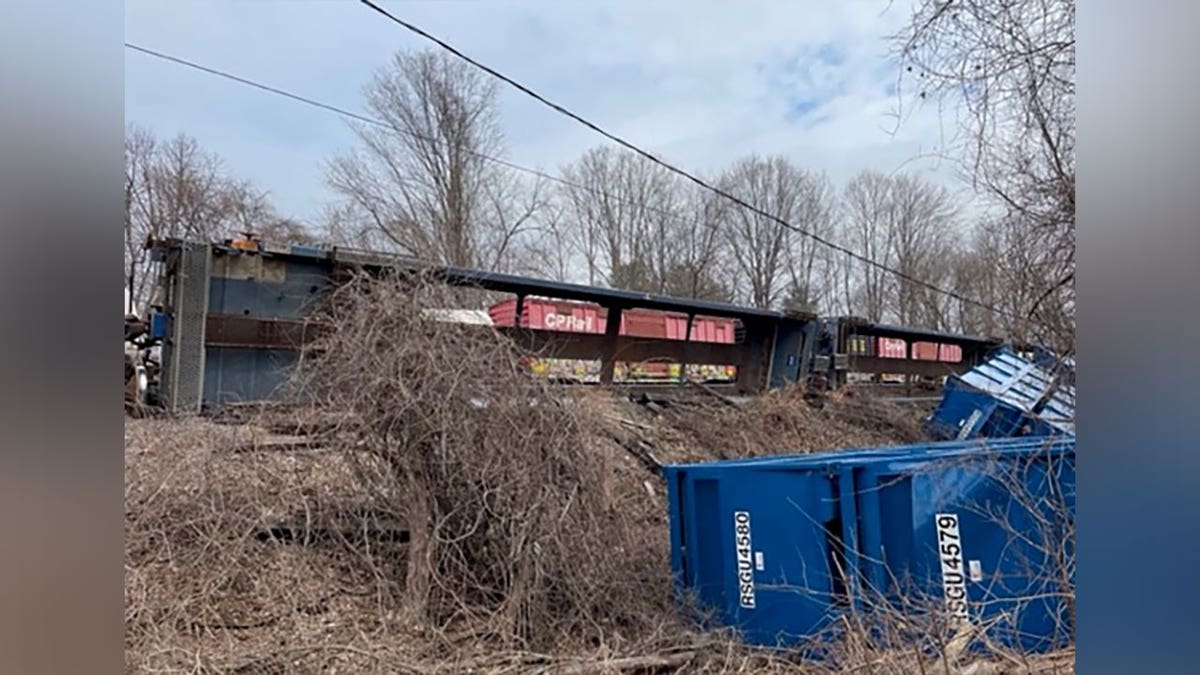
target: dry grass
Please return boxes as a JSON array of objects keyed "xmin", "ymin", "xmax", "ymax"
[
  {"xmin": 640, "ymin": 387, "xmax": 925, "ymax": 462},
  {"xmin": 124, "ymin": 274, "xmax": 1073, "ymax": 674},
  {"xmin": 124, "ymin": 416, "xmax": 1073, "ymax": 673}
]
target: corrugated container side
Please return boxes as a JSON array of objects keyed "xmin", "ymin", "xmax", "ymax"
[
  {"xmin": 487, "ymin": 303, "xmax": 738, "ymax": 381},
  {"xmin": 666, "ymin": 438, "xmax": 1074, "ymax": 654},
  {"xmin": 665, "ymin": 314, "xmax": 688, "ymax": 340},
  {"xmin": 709, "ymin": 317, "xmax": 738, "ymax": 344},
  {"xmin": 572, "ymin": 304, "xmax": 603, "ymax": 334},
  {"xmin": 526, "ymin": 301, "xmax": 547, "ymax": 330},
  {"xmin": 938, "ymin": 343, "xmax": 963, "ymax": 362},
  {"xmin": 857, "ymin": 445, "xmax": 1075, "ymax": 652},
  {"xmin": 913, "ymin": 341, "xmax": 939, "ymax": 361},
  {"xmin": 708, "ymin": 318, "xmax": 723, "ymax": 343},
  {"xmin": 487, "ymin": 298, "xmax": 518, "ymax": 327},
  {"xmin": 497, "ymin": 298, "xmax": 605, "ymax": 334},
  {"xmin": 879, "ymin": 337, "xmax": 907, "ymax": 359},
  {"xmin": 624, "ymin": 310, "xmax": 669, "ymax": 339},
  {"xmin": 667, "ymin": 463, "xmax": 848, "ymax": 645},
  {"xmin": 930, "ymin": 347, "xmax": 1075, "ymax": 438}
]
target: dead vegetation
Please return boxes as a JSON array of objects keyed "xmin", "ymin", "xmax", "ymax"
[{"xmin": 124, "ymin": 275, "xmax": 1073, "ymax": 673}]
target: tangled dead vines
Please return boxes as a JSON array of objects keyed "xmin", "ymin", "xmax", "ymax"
[{"xmin": 291, "ymin": 273, "xmax": 674, "ymax": 651}]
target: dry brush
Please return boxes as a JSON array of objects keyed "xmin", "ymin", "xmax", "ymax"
[{"xmin": 289, "ymin": 273, "xmax": 676, "ymax": 652}]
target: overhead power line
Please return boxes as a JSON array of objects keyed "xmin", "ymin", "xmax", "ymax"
[
  {"xmin": 127, "ymin": 37, "xmax": 1023, "ymax": 324},
  {"xmin": 125, "ymin": 43, "xmax": 555, "ymax": 182},
  {"xmin": 357, "ymin": 0, "xmax": 1025, "ymax": 321},
  {"xmin": 126, "ymin": 42, "xmax": 715, "ymax": 236}
]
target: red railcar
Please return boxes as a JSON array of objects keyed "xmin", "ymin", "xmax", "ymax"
[
  {"xmin": 488, "ymin": 298, "xmax": 738, "ymax": 382},
  {"xmin": 877, "ymin": 337, "xmax": 908, "ymax": 359},
  {"xmin": 487, "ymin": 298, "xmax": 736, "ymax": 343},
  {"xmin": 912, "ymin": 341, "xmax": 940, "ymax": 361},
  {"xmin": 845, "ymin": 335, "xmax": 909, "ymax": 359},
  {"xmin": 938, "ymin": 343, "xmax": 963, "ymax": 363},
  {"xmin": 846, "ymin": 334, "xmax": 962, "ymax": 364}
]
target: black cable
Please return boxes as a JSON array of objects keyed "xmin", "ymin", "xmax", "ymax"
[
  {"xmin": 358, "ymin": 0, "xmax": 1027, "ymax": 321},
  {"xmin": 126, "ymin": 43, "xmax": 553, "ymax": 181},
  {"xmin": 128, "ymin": 37, "xmax": 1027, "ymax": 324},
  {"xmin": 126, "ymin": 42, "xmax": 720, "ymax": 236}
]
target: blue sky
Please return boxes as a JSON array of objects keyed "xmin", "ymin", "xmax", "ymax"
[{"xmin": 124, "ymin": 0, "xmax": 971, "ymax": 223}]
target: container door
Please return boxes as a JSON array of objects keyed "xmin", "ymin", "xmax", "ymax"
[
  {"xmin": 926, "ymin": 378, "xmax": 1002, "ymax": 440},
  {"xmin": 858, "ymin": 449, "xmax": 1075, "ymax": 652},
  {"xmin": 670, "ymin": 465, "xmax": 845, "ymax": 647},
  {"xmin": 767, "ymin": 321, "xmax": 808, "ymax": 389}
]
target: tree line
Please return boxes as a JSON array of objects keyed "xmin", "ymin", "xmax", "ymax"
[{"xmin": 126, "ymin": 0, "xmax": 1073, "ymax": 348}]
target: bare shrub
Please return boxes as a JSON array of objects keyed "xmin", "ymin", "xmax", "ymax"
[
  {"xmin": 124, "ymin": 419, "xmax": 409, "ymax": 673},
  {"xmin": 124, "ymin": 407, "xmax": 1072, "ymax": 672},
  {"xmin": 289, "ymin": 272, "xmax": 673, "ymax": 651}
]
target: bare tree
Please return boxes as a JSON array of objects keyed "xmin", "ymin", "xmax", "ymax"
[
  {"xmin": 660, "ymin": 185, "xmax": 733, "ymax": 301},
  {"xmin": 124, "ymin": 125, "xmax": 289, "ymax": 314},
  {"xmin": 781, "ymin": 172, "xmax": 837, "ymax": 314},
  {"xmin": 888, "ymin": 175, "xmax": 958, "ymax": 328},
  {"xmin": 328, "ymin": 49, "xmax": 544, "ymax": 271},
  {"xmin": 556, "ymin": 146, "xmax": 681, "ymax": 291},
  {"xmin": 950, "ymin": 217, "xmax": 1065, "ymax": 343},
  {"xmin": 507, "ymin": 198, "xmax": 577, "ymax": 283},
  {"xmin": 893, "ymin": 0, "xmax": 1075, "ymax": 344},
  {"xmin": 717, "ymin": 156, "xmax": 831, "ymax": 310},
  {"xmin": 255, "ymin": 216, "xmax": 319, "ymax": 247},
  {"xmin": 317, "ymin": 202, "xmax": 374, "ymax": 249},
  {"xmin": 124, "ymin": 126, "xmax": 158, "ymax": 313},
  {"xmin": 840, "ymin": 170, "xmax": 959, "ymax": 327},
  {"xmin": 841, "ymin": 171, "xmax": 895, "ymax": 321}
]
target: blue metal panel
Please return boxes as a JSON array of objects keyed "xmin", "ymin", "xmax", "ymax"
[
  {"xmin": 858, "ymin": 444, "xmax": 1075, "ymax": 652},
  {"xmin": 288, "ymin": 244, "xmax": 326, "ymax": 258},
  {"xmin": 664, "ymin": 463, "xmax": 844, "ymax": 646},
  {"xmin": 665, "ymin": 469, "xmax": 687, "ymax": 602},
  {"xmin": 149, "ymin": 312, "xmax": 169, "ymax": 339},
  {"xmin": 669, "ymin": 436, "xmax": 1049, "ymax": 471},
  {"xmin": 207, "ymin": 262, "xmax": 332, "ymax": 319},
  {"xmin": 927, "ymin": 348, "xmax": 1075, "ymax": 440},
  {"xmin": 925, "ymin": 377, "xmax": 1000, "ymax": 440},
  {"xmin": 202, "ymin": 347, "xmax": 300, "ymax": 409},
  {"xmin": 664, "ymin": 436, "xmax": 1075, "ymax": 652},
  {"xmin": 767, "ymin": 319, "xmax": 808, "ymax": 388}
]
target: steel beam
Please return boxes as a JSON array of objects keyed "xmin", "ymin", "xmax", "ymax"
[
  {"xmin": 599, "ymin": 307, "xmax": 624, "ymax": 385},
  {"xmin": 847, "ymin": 355, "xmax": 969, "ymax": 378},
  {"xmin": 201, "ymin": 314, "xmax": 750, "ymax": 369},
  {"xmin": 204, "ymin": 314, "xmax": 329, "ymax": 349},
  {"xmin": 496, "ymin": 327, "xmax": 747, "ymax": 365}
]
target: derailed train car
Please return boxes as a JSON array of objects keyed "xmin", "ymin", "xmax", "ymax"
[
  {"xmin": 488, "ymin": 297, "xmax": 740, "ymax": 383},
  {"xmin": 137, "ymin": 236, "xmax": 1009, "ymax": 413}
]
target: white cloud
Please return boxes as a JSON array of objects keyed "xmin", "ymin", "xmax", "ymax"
[{"xmin": 124, "ymin": 0, "xmax": 980, "ymax": 223}]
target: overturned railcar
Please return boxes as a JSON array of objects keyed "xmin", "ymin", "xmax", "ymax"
[{"xmin": 142, "ymin": 237, "xmax": 1004, "ymax": 413}]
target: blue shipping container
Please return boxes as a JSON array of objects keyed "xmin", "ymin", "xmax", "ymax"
[
  {"xmin": 664, "ymin": 436, "xmax": 1074, "ymax": 652},
  {"xmin": 926, "ymin": 348, "xmax": 1075, "ymax": 440},
  {"xmin": 854, "ymin": 443, "xmax": 1075, "ymax": 652}
]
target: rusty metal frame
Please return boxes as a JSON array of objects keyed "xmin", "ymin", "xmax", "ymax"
[{"xmin": 204, "ymin": 314, "xmax": 330, "ymax": 349}]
